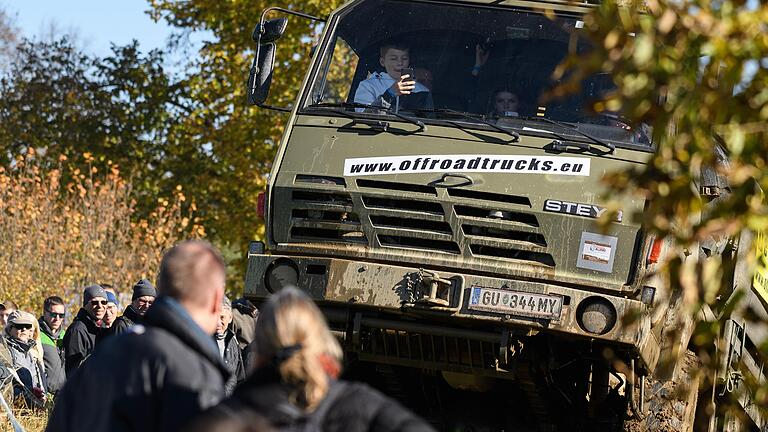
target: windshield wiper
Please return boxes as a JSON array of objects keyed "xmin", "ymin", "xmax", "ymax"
[
  {"xmin": 523, "ymin": 116, "xmax": 615, "ymax": 153},
  {"xmin": 419, "ymin": 108, "xmax": 519, "ymax": 142},
  {"xmin": 307, "ymin": 102, "xmax": 425, "ymax": 132}
]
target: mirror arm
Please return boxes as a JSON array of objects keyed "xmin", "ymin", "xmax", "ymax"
[
  {"xmin": 259, "ymin": 104, "xmax": 292, "ymax": 113},
  {"xmin": 255, "ymin": 7, "xmax": 324, "ymax": 44}
]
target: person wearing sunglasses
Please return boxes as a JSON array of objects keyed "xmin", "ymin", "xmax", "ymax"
[
  {"xmin": 4, "ymin": 310, "xmax": 47, "ymax": 407},
  {"xmin": 48, "ymin": 240, "xmax": 229, "ymax": 432},
  {"xmin": 62, "ymin": 284, "xmax": 107, "ymax": 375},
  {"xmin": 39, "ymin": 296, "xmax": 66, "ymax": 395}
]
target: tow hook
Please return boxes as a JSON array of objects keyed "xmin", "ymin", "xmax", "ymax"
[{"xmin": 417, "ymin": 270, "xmax": 452, "ymax": 306}]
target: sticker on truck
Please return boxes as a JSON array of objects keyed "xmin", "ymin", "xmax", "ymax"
[
  {"xmin": 576, "ymin": 232, "xmax": 618, "ymax": 273},
  {"xmin": 343, "ymin": 155, "xmax": 590, "ymax": 177}
]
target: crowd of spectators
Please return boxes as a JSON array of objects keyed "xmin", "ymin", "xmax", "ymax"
[{"xmin": 0, "ymin": 239, "xmax": 428, "ymax": 431}]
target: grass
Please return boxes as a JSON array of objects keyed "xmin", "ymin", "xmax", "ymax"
[{"xmin": 2, "ymin": 407, "xmax": 48, "ymax": 432}]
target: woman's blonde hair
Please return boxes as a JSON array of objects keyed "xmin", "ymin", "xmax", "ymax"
[{"xmin": 253, "ymin": 287, "xmax": 343, "ymax": 411}]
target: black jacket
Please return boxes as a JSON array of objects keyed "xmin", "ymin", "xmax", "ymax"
[
  {"xmin": 189, "ymin": 366, "xmax": 435, "ymax": 432},
  {"xmin": 110, "ymin": 305, "xmax": 143, "ymax": 336},
  {"xmin": 45, "ymin": 296, "xmax": 229, "ymax": 432},
  {"xmin": 216, "ymin": 330, "xmax": 244, "ymax": 396},
  {"xmin": 62, "ymin": 308, "xmax": 101, "ymax": 376},
  {"xmin": 38, "ymin": 318, "xmax": 65, "ymax": 394}
]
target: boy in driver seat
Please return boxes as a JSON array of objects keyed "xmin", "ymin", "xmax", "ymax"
[{"xmin": 354, "ymin": 42, "xmax": 432, "ymax": 112}]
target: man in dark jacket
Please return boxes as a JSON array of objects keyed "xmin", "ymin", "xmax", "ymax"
[
  {"xmin": 39, "ymin": 296, "xmax": 66, "ymax": 394},
  {"xmin": 46, "ymin": 240, "xmax": 229, "ymax": 432},
  {"xmin": 111, "ymin": 279, "xmax": 156, "ymax": 336},
  {"xmin": 62, "ymin": 284, "xmax": 107, "ymax": 375},
  {"xmin": 215, "ymin": 296, "xmax": 244, "ymax": 396}
]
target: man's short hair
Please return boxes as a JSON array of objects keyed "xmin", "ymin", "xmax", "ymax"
[
  {"xmin": 44, "ymin": 296, "xmax": 65, "ymax": 312},
  {"xmin": 379, "ymin": 42, "xmax": 409, "ymax": 58},
  {"xmin": 157, "ymin": 240, "xmax": 226, "ymax": 305},
  {"xmin": 1, "ymin": 300, "xmax": 18, "ymax": 311}
]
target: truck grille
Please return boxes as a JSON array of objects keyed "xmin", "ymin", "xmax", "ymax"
[{"xmin": 280, "ymin": 175, "xmax": 555, "ymax": 267}]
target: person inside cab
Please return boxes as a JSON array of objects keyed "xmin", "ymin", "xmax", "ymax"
[
  {"xmin": 354, "ymin": 42, "xmax": 432, "ymax": 112},
  {"xmin": 488, "ymin": 88, "xmax": 520, "ymax": 119}
]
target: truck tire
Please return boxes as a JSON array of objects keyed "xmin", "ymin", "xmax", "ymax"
[{"xmin": 623, "ymin": 350, "xmax": 700, "ymax": 432}]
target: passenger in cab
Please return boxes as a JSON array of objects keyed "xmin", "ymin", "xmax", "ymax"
[
  {"xmin": 488, "ymin": 88, "xmax": 520, "ymax": 119},
  {"xmin": 354, "ymin": 42, "xmax": 432, "ymax": 112},
  {"xmin": 189, "ymin": 287, "xmax": 436, "ymax": 432}
]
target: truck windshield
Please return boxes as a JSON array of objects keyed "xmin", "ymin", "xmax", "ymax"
[{"xmin": 305, "ymin": 0, "xmax": 652, "ymax": 149}]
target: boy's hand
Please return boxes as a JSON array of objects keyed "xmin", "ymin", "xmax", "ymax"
[
  {"xmin": 474, "ymin": 44, "xmax": 490, "ymax": 76},
  {"xmin": 390, "ymin": 74, "xmax": 416, "ymax": 96}
]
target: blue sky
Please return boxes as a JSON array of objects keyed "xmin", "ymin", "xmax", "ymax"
[{"xmin": 2, "ymin": 0, "xmax": 184, "ymax": 56}]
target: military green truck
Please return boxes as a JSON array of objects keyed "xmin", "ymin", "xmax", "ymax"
[{"xmin": 244, "ymin": 0, "xmax": 767, "ymax": 430}]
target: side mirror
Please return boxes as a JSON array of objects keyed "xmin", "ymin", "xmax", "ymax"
[
  {"xmin": 246, "ymin": 7, "xmax": 324, "ymax": 111},
  {"xmin": 247, "ymin": 43, "xmax": 276, "ymax": 106},
  {"xmin": 252, "ymin": 18, "xmax": 288, "ymax": 44}
]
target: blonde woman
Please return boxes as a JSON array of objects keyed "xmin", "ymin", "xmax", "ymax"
[{"xmin": 190, "ymin": 287, "xmax": 435, "ymax": 432}]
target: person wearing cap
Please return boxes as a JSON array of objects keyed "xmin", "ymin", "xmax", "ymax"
[
  {"xmin": 39, "ymin": 296, "xmax": 66, "ymax": 395},
  {"xmin": 4, "ymin": 310, "xmax": 47, "ymax": 407},
  {"xmin": 110, "ymin": 279, "xmax": 156, "ymax": 336},
  {"xmin": 94, "ymin": 291, "xmax": 121, "ymax": 345},
  {"xmin": 103, "ymin": 291, "xmax": 119, "ymax": 328},
  {"xmin": 215, "ymin": 296, "xmax": 244, "ymax": 396},
  {"xmin": 62, "ymin": 284, "xmax": 107, "ymax": 375},
  {"xmin": 47, "ymin": 240, "xmax": 229, "ymax": 432}
]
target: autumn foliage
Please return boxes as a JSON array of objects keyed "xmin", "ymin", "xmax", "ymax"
[{"xmin": 0, "ymin": 151, "xmax": 203, "ymax": 313}]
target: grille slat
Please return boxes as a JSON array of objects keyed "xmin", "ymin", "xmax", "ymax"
[
  {"xmin": 363, "ymin": 196, "xmax": 444, "ymax": 215},
  {"xmin": 467, "ymin": 236, "xmax": 548, "ymax": 253},
  {"xmin": 462, "ymin": 224, "xmax": 547, "ymax": 248},
  {"xmin": 371, "ymin": 216, "xmax": 452, "ymax": 235},
  {"xmin": 292, "ymin": 220, "xmax": 362, "ymax": 232},
  {"xmin": 291, "ymin": 227, "xmax": 368, "ymax": 244},
  {"xmin": 290, "ymin": 202, "xmax": 354, "ymax": 212},
  {"xmin": 375, "ymin": 227, "xmax": 454, "ymax": 241},
  {"xmin": 378, "ymin": 235, "xmax": 461, "ymax": 254},
  {"xmin": 470, "ymin": 244, "xmax": 555, "ymax": 267},
  {"xmin": 357, "ymin": 179, "xmax": 437, "ymax": 196}
]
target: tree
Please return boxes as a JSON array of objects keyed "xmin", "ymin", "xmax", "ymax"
[
  {"xmin": 146, "ymin": 0, "xmax": 345, "ymax": 290},
  {"xmin": 0, "ymin": 38, "xmax": 183, "ymax": 211},
  {"xmin": 557, "ymin": 0, "xmax": 768, "ymax": 415}
]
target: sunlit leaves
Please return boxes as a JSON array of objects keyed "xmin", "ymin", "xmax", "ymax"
[
  {"xmin": 0, "ymin": 152, "xmax": 200, "ymax": 314},
  {"xmin": 561, "ymin": 0, "xmax": 768, "ymax": 410}
]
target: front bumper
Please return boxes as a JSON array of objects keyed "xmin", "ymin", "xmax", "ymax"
[{"xmin": 245, "ymin": 252, "xmax": 660, "ymax": 371}]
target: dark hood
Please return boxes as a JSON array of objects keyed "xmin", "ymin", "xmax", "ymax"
[{"xmin": 144, "ymin": 296, "xmax": 228, "ymax": 377}]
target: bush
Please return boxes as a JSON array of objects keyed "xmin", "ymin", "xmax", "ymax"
[{"xmin": 0, "ymin": 150, "xmax": 203, "ymax": 313}]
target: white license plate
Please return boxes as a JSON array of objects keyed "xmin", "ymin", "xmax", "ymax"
[{"xmin": 468, "ymin": 287, "xmax": 563, "ymax": 320}]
